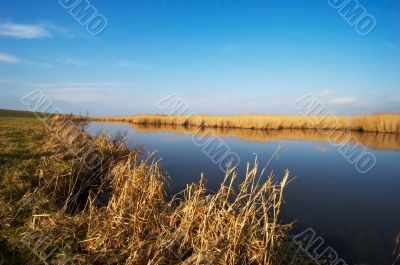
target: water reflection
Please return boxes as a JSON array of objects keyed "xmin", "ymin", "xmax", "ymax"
[
  {"xmin": 87, "ymin": 122, "xmax": 400, "ymax": 265},
  {"xmin": 131, "ymin": 123, "xmax": 400, "ymax": 151}
]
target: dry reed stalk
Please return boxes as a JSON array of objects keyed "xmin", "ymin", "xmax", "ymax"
[
  {"xmin": 36, "ymin": 119, "xmax": 130, "ymax": 211},
  {"xmin": 85, "ymin": 154, "xmax": 169, "ymax": 263},
  {"xmin": 84, "ymin": 157, "xmax": 290, "ymax": 264},
  {"xmin": 148, "ymin": 161, "xmax": 290, "ymax": 265},
  {"xmin": 394, "ymin": 234, "xmax": 400, "ymax": 265}
]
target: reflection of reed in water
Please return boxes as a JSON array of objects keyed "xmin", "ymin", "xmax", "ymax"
[{"xmin": 130, "ymin": 123, "xmax": 400, "ymax": 151}]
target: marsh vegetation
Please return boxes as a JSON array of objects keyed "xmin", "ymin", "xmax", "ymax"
[
  {"xmin": 1, "ymin": 110, "xmax": 295, "ymax": 265},
  {"xmin": 2, "ymin": 110, "xmax": 400, "ymax": 264}
]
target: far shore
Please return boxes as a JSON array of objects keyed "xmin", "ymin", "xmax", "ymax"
[{"xmin": 59, "ymin": 113, "xmax": 400, "ymax": 134}]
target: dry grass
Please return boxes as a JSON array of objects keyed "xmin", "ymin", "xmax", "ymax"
[
  {"xmin": 85, "ymin": 158, "xmax": 290, "ymax": 264},
  {"xmin": 3, "ymin": 117, "xmax": 294, "ymax": 264},
  {"xmin": 74, "ymin": 113, "xmax": 400, "ymax": 133},
  {"xmin": 395, "ymin": 234, "xmax": 400, "ymax": 265}
]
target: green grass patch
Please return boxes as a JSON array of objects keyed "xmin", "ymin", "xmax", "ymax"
[
  {"xmin": 0, "ymin": 109, "xmax": 53, "ymax": 119},
  {"xmin": 0, "ymin": 116, "xmax": 49, "ymax": 264},
  {"xmin": 0, "ymin": 116, "xmax": 47, "ymax": 203}
]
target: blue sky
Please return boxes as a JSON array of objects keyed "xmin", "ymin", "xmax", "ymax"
[{"xmin": 0, "ymin": 0, "xmax": 399, "ymax": 115}]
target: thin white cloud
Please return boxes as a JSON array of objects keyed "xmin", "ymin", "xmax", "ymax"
[
  {"xmin": 0, "ymin": 52, "xmax": 22, "ymax": 63},
  {"xmin": 56, "ymin": 57, "xmax": 88, "ymax": 67},
  {"xmin": 28, "ymin": 62, "xmax": 53, "ymax": 68},
  {"xmin": 31, "ymin": 82, "xmax": 136, "ymax": 91},
  {"xmin": 329, "ymin": 97, "xmax": 357, "ymax": 105},
  {"xmin": 318, "ymin": 89, "xmax": 333, "ymax": 97},
  {"xmin": 114, "ymin": 60, "xmax": 151, "ymax": 70},
  {"xmin": 389, "ymin": 97, "xmax": 400, "ymax": 104},
  {"xmin": 0, "ymin": 22, "xmax": 51, "ymax": 39},
  {"xmin": 0, "ymin": 79, "xmax": 17, "ymax": 84},
  {"xmin": 45, "ymin": 91, "xmax": 118, "ymax": 103},
  {"xmin": 62, "ymin": 82, "xmax": 135, "ymax": 88},
  {"xmin": 0, "ymin": 51, "xmax": 51, "ymax": 68},
  {"xmin": 386, "ymin": 42, "xmax": 398, "ymax": 49},
  {"xmin": 269, "ymin": 100, "xmax": 283, "ymax": 107},
  {"xmin": 46, "ymin": 24, "xmax": 75, "ymax": 39},
  {"xmin": 33, "ymin": 82, "xmax": 137, "ymax": 104}
]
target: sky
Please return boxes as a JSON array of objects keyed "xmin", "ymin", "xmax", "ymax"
[{"xmin": 0, "ymin": 0, "xmax": 399, "ymax": 116}]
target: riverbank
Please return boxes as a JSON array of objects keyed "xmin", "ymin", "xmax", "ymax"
[{"xmin": 0, "ymin": 110, "xmax": 293, "ymax": 264}]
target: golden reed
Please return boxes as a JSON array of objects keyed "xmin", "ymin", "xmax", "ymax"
[{"xmin": 80, "ymin": 113, "xmax": 400, "ymax": 133}]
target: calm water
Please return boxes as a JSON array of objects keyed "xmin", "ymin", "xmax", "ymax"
[{"xmin": 87, "ymin": 122, "xmax": 400, "ymax": 265}]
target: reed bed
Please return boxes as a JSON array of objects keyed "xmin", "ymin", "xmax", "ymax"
[
  {"xmin": 85, "ymin": 158, "xmax": 291, "ymax": 264},
  {"xmin": 7, "ymin": 117, "xmax": 296, "ymax": 264},
  {"xmin": 81, "ymin": 113, "xmax": 400, "ymax": 134}
]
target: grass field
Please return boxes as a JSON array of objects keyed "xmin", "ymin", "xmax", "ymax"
[
  {"xmin": 0, "ymin": 116, "xmax": 46, "ymax": 192},
  {"xmin": 0, "ymin": 111, "xmax": 49, "ymax": 264},
  {"xmin": 83, "ymin": 113, "xmax": 400, "ymax": 133},
  {"xmin": 0, "ymin": 109, "xmax": 52, "ymax": 118}
]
